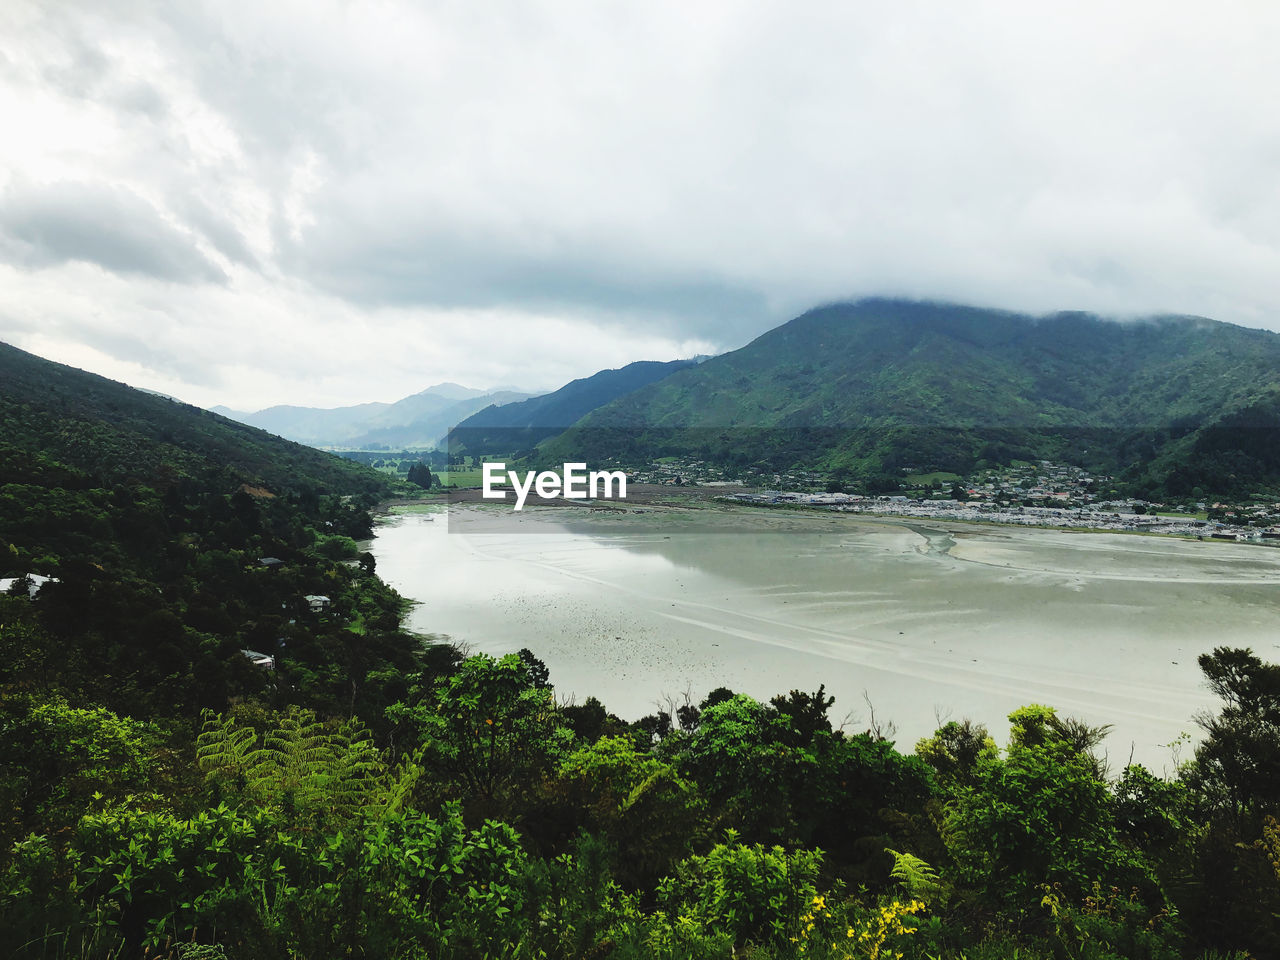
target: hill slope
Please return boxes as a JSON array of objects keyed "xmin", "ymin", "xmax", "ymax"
[
  {"xmin": 0, "ymin": 341, "xmax": 421, "ymax": 721},
  {"xmin": 0, "ymin": 342, "xmax": 392, "ymax": 496},
  {"xmin": 547, "ymin": 299, "xmax": 1280, "ymax": 494},
  {"xmin": 449, "ymin": 358, "xmax": 698, "ymax": 456}
]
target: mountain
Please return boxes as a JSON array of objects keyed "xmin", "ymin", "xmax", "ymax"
[
  {"xmin": 215, "ymin": 384, "xmax": 530, "ymax": 449},
  {"xmin": 448, "ymin": 358, "xmax": 699, "ymax": 457},
  {"xmin": 0, "ymin": 341, "xmax": 391, "ymax": 496},
  {"xmin": 545, "ymin": 299, "xmax": 1280, "ymax": 496},
  {"xmin": 339, "ymin": 390, "xmax": 531, "ymax": 449},
  {"xmin": 0, "ymin": 340, "xmax": 424, "ymax": 722},
  {"xmin": 419, "ymin": 381, "xmax": 489, "ymax": 402}
]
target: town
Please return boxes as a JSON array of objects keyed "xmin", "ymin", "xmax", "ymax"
[{"xmin": 629, "ymin": 457, "xmax": 1280, "ymax": 541}]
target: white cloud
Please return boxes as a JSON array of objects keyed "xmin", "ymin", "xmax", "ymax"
[{"xmin": 2, "ymin": 0, "xmax": 1279, "ymax": 408}]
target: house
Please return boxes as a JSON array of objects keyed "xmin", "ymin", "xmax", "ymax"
[
  {"xmin": 0, "ymin": 574, "xmax": 58, "ymax": 598},
  {"xmin": 304, "ymin": 594, "xmax": 331, "ymax": 613},
  {"xmin": 240, "ymin": 649, "xmax": 276, "ymax": 669}
]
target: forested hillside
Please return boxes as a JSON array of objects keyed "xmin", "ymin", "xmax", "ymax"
[
  {"xmin": 547, "ymin": 299, "xmax": 1280, "ymax": 496},
  {"xmin": 2, "ymin": 341, "xmax": 1278, "ymax": 959},
  {"xmin": 448, "ymin": 358, "xmax": 697, "ymax": 458},
  {"xmin": 0, "ymin": 341, "xmax": 419, "ymax": 718}
]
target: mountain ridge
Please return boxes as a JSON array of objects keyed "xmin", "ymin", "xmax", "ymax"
[
  {"xmin": 0, "ymin": 340, "xmax": 391, "ymax": 496},
  {"xmin": 544, "ymin": 299, "xmax": 1280, "ymax": 495},
  {"xmin": 449, "ymin": 358, "xmax": 699, "ymax": 456}
]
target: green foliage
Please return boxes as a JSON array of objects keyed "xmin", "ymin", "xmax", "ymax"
[
  {"xmin": 678, "ymin": 694, "xmax": 801, "ymax": 834},
  {"xmin": 656, "ymin": 835, "xmax": 825, "ymax": 949},
  {"xmin": 553, "ymin": 736, "xmax": 705, "ymax": 887},
  {"xmin": 1176, "ymin": 649, "xmax": 1280, "ymax": 958},
  {"xmin": 1041, "ymin": 881, "xmax": 1182, "ymax": 960},
  {"xmin": 406, "ymin": 462, "xmax": 434, "ymax": 489},
  {"xmin": 943, "ymin": 706, "xmax": 1156, "ymax": 927},
  {"xmin": 387, "ymin": 653, "xmax": 573, "ymax": 809},
  {"xmin": 0, "ymin": 342, "xmax": 392, "ymax": 498},
  {"xmin": 1, "ymin": 801, "xmax": 533, "ymax": 960},
  {"xmin": 885, "ymin": 847, "xmax": 946, "ymax": 905},
  {"xmin": 677, "ymin": 691, "xmax": 934, "ymax": 881},
  {"xmin": 195, "ymin": 707, "xmax": 415, "ymax": 826},
  {"xmin": 1186, "ymin": 646, "xmax": 1280, "ymax": 822},
  {"xmin": 0, "ymin": 693, "xmax": 166, "ymax": 847},
  {"xmin": 310, "ymin": 532, "xmax": 359, "ymax": 560},
  {"xmin": 915, "ymin": 719, "xmax": 997, "ymax": 789},
  {"xmin": 1112, "ymin": 764, "xmax": 1196, "ymax": 869}
]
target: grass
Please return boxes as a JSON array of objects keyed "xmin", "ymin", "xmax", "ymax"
[
  {"xmin": 903, "ymin": 471, "xmax": 963, "ymax": 485},
  {"xmin": 438, "ymin": 468, "xmax": 487, "ymax": 487}
]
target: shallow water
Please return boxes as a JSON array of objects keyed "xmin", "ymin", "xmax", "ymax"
[{"xmin": 372, "ymin": 504, "xmax": 1280, "ymax": 771}]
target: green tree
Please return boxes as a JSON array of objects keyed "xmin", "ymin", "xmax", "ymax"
[
  {"xmin": 943, "ymin": 705, "xmax": 1155, "ymax": 926},
  {"xmin": 656, "ymin": 837, "xmax": 824, "ymax": 950},
  {"xmin": 1187, "ymin": 646, "xmax": 1280, "ymax": 824},
  {"xmin": 0, "ymin": 693, "xmax": 164, "ymax": 847},
  {"xmin": 553, "ymin": 736, "xmax": 704, "ymax": 887},
  {"xmin": 406, "ymin": 462, "xmax": 434, "ymax": 490},
  {"xmin": 387, "ymin": 653, "xmax": 572, "ymax": 810}
]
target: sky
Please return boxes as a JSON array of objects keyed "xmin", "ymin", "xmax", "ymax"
[{"xmin": 2, "ymin": 1, "xmax": 1280, "ymax": 411}]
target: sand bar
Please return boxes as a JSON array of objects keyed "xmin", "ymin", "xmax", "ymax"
[{"xmin": 372, "ymin": 503, "xmax": 1280, "ymax": 771}]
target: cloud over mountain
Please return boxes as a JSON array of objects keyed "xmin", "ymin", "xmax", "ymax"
[{"xmin": 2, "ymin": 1, "xmax": 1279, "ymax": 408}]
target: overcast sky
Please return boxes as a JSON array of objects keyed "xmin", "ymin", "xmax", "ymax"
[{"xmin": 3, "ymin": 1, "xmax": 1280, "ymax": 410}]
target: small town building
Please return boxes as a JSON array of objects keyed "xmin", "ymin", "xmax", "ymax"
[{"xmin": 0, "ymin": 574, "xmax": 58, "ymax": 598}]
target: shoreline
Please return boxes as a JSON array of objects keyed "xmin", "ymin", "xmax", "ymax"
[
  {"xmin": 369, "ymin": 504, "xmax": 1280, "ymax": 769},
  {"xmin": 376, "ymin": 489, "xmax": 1275, "ymax": 551}
]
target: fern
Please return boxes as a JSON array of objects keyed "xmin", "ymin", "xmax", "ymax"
[
  {"xmin": 885, "ymin": 847, "xmax": 946, "ymax": 905},
  {"xmin": 195, "ymin": 707, "xmax": 401, "ymax": 824}
]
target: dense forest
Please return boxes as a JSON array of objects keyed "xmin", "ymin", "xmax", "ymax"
[
  {"xmin": 546, "ymin": 299, "xmax": 1280, "ymax": 498},
  {"xmin": 2, "ymin": 343, "xmax": 1279, "ymax": 959}
]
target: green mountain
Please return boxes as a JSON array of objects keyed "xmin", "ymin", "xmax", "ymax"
[
  {"xmin": 1, "ymin": 341, "xmax": 392, "ymax": 496},
  {"xmin": 546, "ymin": 299, "xmax": 1280, "ymax": 495},
  {"xmin": 448, "ymin": 358, "xmax": 699, "ymax": 457},
  {"xmin": 0, "ymin": 341, "xmax": 420, "ymax": 719}
]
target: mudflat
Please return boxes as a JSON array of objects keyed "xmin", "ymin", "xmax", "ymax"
[{"xmin": 372, "ymin": 502, "xmax": 1280, "ymax": 769}]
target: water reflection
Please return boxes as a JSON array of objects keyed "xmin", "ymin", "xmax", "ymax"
[{"xmin": 373, "ymin": 506, "xmax": 1280, "ymax": 770}]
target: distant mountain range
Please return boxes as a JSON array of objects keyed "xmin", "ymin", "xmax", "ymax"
[
  {"xmin": 448, "ymin": 359, "xmax": 701, "ymax": 456},
  {"xmin": 544, "ymin": 299, "xmax": 1280, "ymax": 497},
  {"xmin": 212, "ymin": 384, "xmax": 531, "ymax": 450},
  {"xmin": 14, "ymin": 296, "xmax": 1280, "ymax": 499},
  {"xmin": 212, "ymin": 357, "xmax": 716, "ymax": 455}
]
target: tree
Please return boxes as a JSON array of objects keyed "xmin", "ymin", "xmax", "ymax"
[
  {"xmin": 943, "ymin": 705, "xmax": 1153, "ymax": 926},
  {"xmin": 553, "ymin": 736, "xmax": 704, "ymax": 887},
  {"xmin": 386, "ymin": 653, "xmax": 572, "ymax": 808},
  {"xmin": 1188, "ymin": 646, "xmax": 1280, "ymax": 823},
  {"xmin": 0, "ymin": 693, "xmax": 164, "ymax": 847},
  {"xmin": 407, "ymin": 463, "xmax": 433, "ymax": 489}
]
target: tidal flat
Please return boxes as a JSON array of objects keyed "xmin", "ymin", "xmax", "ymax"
[{"xmin": 372, "ymin": 502, "xmax": 1280, "ymax": 770}]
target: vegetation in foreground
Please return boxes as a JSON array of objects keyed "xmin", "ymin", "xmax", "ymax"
[
  {"xmin": 3, "ymin": 631, "xmax": 1278, "ymax": 959},
  {"xmin": 2, "ymin": 338, "xmax": 1278, "ymax": 959}
]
